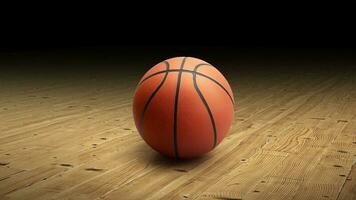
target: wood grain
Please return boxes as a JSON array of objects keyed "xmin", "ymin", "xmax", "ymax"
[{"xmin": 0, "ymin": 67, "xmax": 355, "ymax": 200}]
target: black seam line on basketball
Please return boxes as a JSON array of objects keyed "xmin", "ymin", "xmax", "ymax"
[
  {"xmin": 193, "ymin": 64, "xmax": 217, "ymax": 148},
  {"xmin": 139, "ymin": 68, "xmax": 234, "ymax": 105},
  {"xmin": 139, "ymin": 61, "xmax": 169, "ymax": 135},
  {"xmin": 173, "ymin": 57, "xmax": 187, "ymax": 159},
  {"xmin": 138, "ymin": 64, "xmax": 210, "ymax": 85}
]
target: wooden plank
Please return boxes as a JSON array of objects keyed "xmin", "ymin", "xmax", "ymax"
[{"xmin": 0, "ymin": 67, "xmax": 355, "ymax": 200}]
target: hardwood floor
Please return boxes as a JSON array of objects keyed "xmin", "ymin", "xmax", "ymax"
[{"xmin": 0, "ymin": 64, "xmax": 355, "ymax": 200}]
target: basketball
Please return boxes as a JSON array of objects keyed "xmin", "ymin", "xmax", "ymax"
[{"xmin": 133, "ymin": 57, "xmax": 234, "ymax": 159}]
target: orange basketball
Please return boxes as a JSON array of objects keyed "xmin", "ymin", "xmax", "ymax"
[{"xmin": 133, "ymin": 57, "xmax": 234, "ymax": 159}]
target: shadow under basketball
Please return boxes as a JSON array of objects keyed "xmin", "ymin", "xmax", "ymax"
[{"xmin": 134, "ymin": 140, "xmax": 213, "ymax": 171}]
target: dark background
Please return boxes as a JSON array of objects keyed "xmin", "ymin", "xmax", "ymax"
[{"xmin": 1, "ymin": 6, "xmax": 355, "ymax": 75}]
